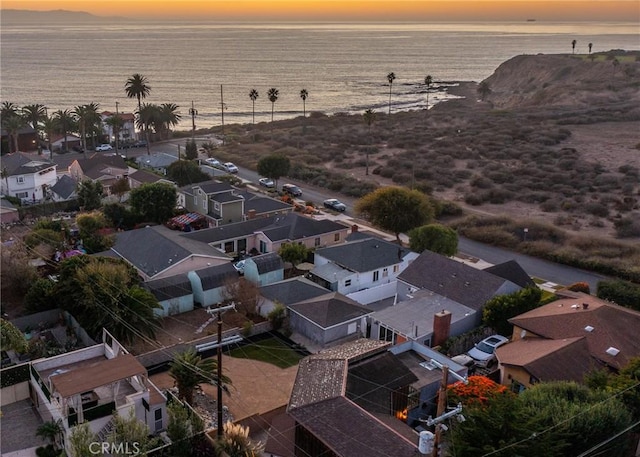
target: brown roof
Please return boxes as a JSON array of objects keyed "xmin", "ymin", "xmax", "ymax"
[
  {"xmin": 509, "ymin": 294, "xmax": 640, "ymax": 370},
  {"xmin": 496, "ymin": 337, "xmax": 597, "ymax": 382},
  {"xmin": 50, "ymin": 354, "xmax": 146, "ymax": 398}
]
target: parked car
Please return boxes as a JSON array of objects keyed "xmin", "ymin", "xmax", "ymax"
[
  {"xmin": 451, "ymin": 354, "xmax": 477, "ymax": 375},
  {"xmin": 323, "ymin": 198, "xmax": 347, "ymax": 212},
  {"xmin": 133, "ymin": 140, "xmax": 148, "ymax": 148},
  {"xmin": 259, "ymin": 177, "xmax": 275, "ymax": 188},
  {"xmin": 223, "ymin": 162, "xmax": 239, "ymax": 173},
  {"xmin": 205, "ymin": 157, "xmax": 221, "ymax": 167},
  {"xmin": 233, "ymin": 259, "xmax": 246, "ymax": 275},
  {"xmin": 282, "ymin": 183, "xmax": 302, "ymax": 197},
  {"xmin": 467, "ymin": 334, "xmax": 508, "ymax": 368},
  {"xmin": 95, "ymin": 144, "xmax": 113, "ymax": 152}
]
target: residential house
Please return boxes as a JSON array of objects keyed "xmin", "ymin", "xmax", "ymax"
[
  {"xmin": 29, "ymin": 329, "xmax": 167, "ymax": 456},
  {"xmin": 496, "ymin": 293, "xmax": 640, "ymax": 392},
  {"xmin": 100, "ymin": 111, "xmax": 136, "ymax": 145},
  {"xmin": 0, "ymin": 197, "xmax": 20, "ymax": 224},
  {"xmin": 68, "ymin": 154, "xmax": 130, "ymax": 196},
  {"xmin": 0, "ymin": 152, "xmax": 57, "ymax": 203},
  {"xmin": 49, "ymin": 174, "xmax": 77, "ymax": 202},
  {"xmin": 1, "ymin": 124, "xmax": 38, "ymax": 153},
  {"xmin": 103, "ymin": 224, "xmax": 231, "ymax": 281},
  {"xmin": 144, "ymin": 274, "xmax": 194, "ymax": 317},
  {"xmin": 396, "ymin": 250, "xmax": 526, "ymax": 324},
  {"xmin": 308, "ymin": 237, "xmax": 419, "ymax": 301},
  {"xmin": 189, "ymin": 262, "xmax": 239, "ymax": 309},
  {"xmin": 128, "ymin": 169, "xmax": 175, "ymax": 190},
  {"xmin": 265, "ymin": 338, "xmax": 471, "ymax": 457},
  {"xmin": 288, "ymin": 292, "xmax": 372, "ymax": 348},
  {"xmin": 50, "ymin": 133, "xmax": 82, "ymax": 152},
  {"xmin": 242, "ymin": 252, "xmax": 284, "ymax": 286},
  {"xmin": 258, "ymin": 276, "xmax": 330, "ymax": 316},
  {"xmin": 182, "ymin": 212, "xmax": 349, "ymax": 258},
  {"xmin": 135, "ymin": 153, "xmax": 179, "ymax": 175},
  {"xmin": 179, "ymin": 181, "xmax": 292, "ymax": 226},
  {"xmin": 370, "ymin": 290, "xmax": 478, "ymax": 347}
]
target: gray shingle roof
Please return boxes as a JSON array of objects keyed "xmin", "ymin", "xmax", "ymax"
[
  {"xmin": 194, "ymin": 262, "xmax": 238, "ymax": 290},
  {"xmin": 484, "ymin": 260, "xmax": 535, "ymax": 289},
  {"xmin": 251, "ymin": 252, "xmax": 283, "ymax": 274},
  {"xmin": 260, "ymin": 277, "xmax": 330, "ymax": 306},
  {"xmin": 2, "ymin": 152, "xmax": 55, "ymax": 175},
  {"xmin": 192, "ymin": 181, "xmax": 234, "ymax": 195},
  {"xmin": 315, "ymin": 237, "xmax": 411, "ymax": 272},
  {"xmin": 129, "ymin": 169, "xmax": 167, "ymax": 184},
  {"xmin": 289, "ymin": 292, "xmax": 372, "ymax": 328},
  {"xmin": 398, "ymin": 250, "xmax": 508, "ymax": 310},
  {"xmin": 180, "ymin": 215, "xmax": 278, "ymax": 243},
  {"xmin": 261, "ymin": 213, "xmax": 347, "ymax": 242},
  {"xmin": 50, "ymin": 174, "xmax": 76, "ymax": 199},
  {"xmin": 237, "ymin": 190, "xmax": 293, "ymax": 215},
  {"xmin": 144, "ymin": 274, "xmax": 192, "ymax": 301},
  {"xmin": 109, "ymin": 225, "xmax": 228, "ymax": 278}
]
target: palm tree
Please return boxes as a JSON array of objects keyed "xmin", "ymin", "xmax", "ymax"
[
  {"xmin": 588, "ymin": 42, "xmax": 593, "ymax": 54},
  {"xmin": 73, "ymin": 103, "xmax": 100, "ymax": 152},
  {"xmin": 136, "ymin": 102, "xmax": 158, "ymax": 155},
  {"xmin": 41, "ymin": 115, "xmax": 57, "ymax": 158},
  {"xmin": 386, "ymin": 72, "xmax": 396, "ymax": 114},
  {"xmin": 363, "ymin": 108, "xmax": 376, "ymax": 176},
  {"xmin": 125, "ymin": 73, "xmax": 151, "ymax": 140},
  {"xmin": 267, "ymin": 88, "xmax": 279, "ymax": 122},
  {"xmin": 22, "ymin": 104, "xmax": 47, "ymax": 146},
  {"xmin": 169, "ymin": 348, "xmax": 230, "ymax": 405},
  {"xmin": 424, "ymin": 75, "xmax": 433, "ymax": 111},
  {"xmin": 105, "ymin": 114, "xmax": 125, "ymax": 154},
  {"xmin": 158, "ymin": 103, "xmax": 181, "ymax": 139},
  {"xmin": 299, "ymin": 89, "xmax": 308, "ymax": 117},
  {"xmin": 2, "ymin": 114, "xmax": 26, "ymax": 153},
  {"xmin": 53, "ymin": 109, "xmax": 75, "ymax": 153},
  {"xmin": 36, "ymin": 419, "xmax": 63, "ymax": 448},
  {"xmin": 249, "ymin": 89, "xmax": 258, "ymax": 124},
  {"xmin": 612, "ymin": 57, "xmax": 620, "ymax": 76},
  {"xmin": 571, "ymin": 39, "xmax": 577, "ymax": 54}
]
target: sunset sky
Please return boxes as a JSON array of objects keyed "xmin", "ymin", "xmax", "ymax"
[{"xmin": 2, "ymin": 0, "xmax": 639, "ymax": 21}]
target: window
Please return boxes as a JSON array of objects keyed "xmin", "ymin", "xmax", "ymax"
[
  {"xmin": 314, "ymin": 237, "xmax": 320, "ymax": 247},
  {"xmin": 345, "ymin": 279, "xmax": 352, "ymax": 287},
  {"xmin": 382, "ymin": 267, "xmax": 388, "ymax": 277},
  {"xmin": 16, "ymin": 192, "xmax": 28, "ymax": 199},
  {"xmin": 379, "ymin": 326, "xmax": 395, "ymax": 343},
  {"xmin": 259, "ymin": 240, "xmax": 267, "ymax": 253},
  {"xmin": 393, "ymin": 265, "xmax": 399, "ymax": 273},
  {"xmin": 154, "ymin": 408, "xmax": 163, "ymax": 432},
  {"xmin": 16, "ymin": 176, "xmax": 24, "ymax": 184},
  {"xmin": 334, "ymin": 233, "xmax": 340, "ymax": 242},
  {"xmin": 214, "ymin": 201, "xmax": 220, "ymax": 211},
  {"xmin": 193, "ymin": 195, "xmax": 197, "ymax": 205},
  {"xmin": 373, "ymin": 271, "xmax": 379, "ymax": 282}
]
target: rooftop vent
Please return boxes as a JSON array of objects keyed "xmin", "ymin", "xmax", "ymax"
[
  {"xmin": 606, "ymin": 347, "xmax": 620, "ymax": 357},
  {"xmin": 584, "ymin": 325, "xmax": 594, "ymax": 332},
  {"xmin": 571, "ymin": 304, "xmax": 580, "ymax": 309},
  {"xmin": 582, "ymin": 303, "xmax": 589, "ymax": 310},
  {"xmin": 419, "ymin": 361, "xmax": 437, "ymax": 371}
]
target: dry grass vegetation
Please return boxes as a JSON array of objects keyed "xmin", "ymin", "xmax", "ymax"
[{"xmin": 188, "ymin": 51, "xmax": 640, "ymax": 280}]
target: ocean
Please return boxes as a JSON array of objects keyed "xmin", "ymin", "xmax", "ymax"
[{"xmin": 1, "ymin": 21, "xmax": 638, "ymax": 130}]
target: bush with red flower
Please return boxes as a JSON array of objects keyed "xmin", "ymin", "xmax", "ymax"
[{"xmin": 447, "ymin": 375, "xmax": 511, "ymax": 406}]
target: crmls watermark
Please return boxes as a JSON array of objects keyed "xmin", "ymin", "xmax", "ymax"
[{"xmin": 89, "ymin": 442, "xmax": 141, "ymax": 455}]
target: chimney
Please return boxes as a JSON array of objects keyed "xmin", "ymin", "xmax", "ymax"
[
  {"xmin": 582, "ymin": 302, "xmax": 589, "ymax": 310},
  {"xmin": 247, "ymin": 209, "xmax": 257, "ymax": 220},
  {"xmin": 432, "ymin": 310, "xmax": 452, "ymax": 348},
  {"xmin": 351, "ymin": 224, "xmax": 359, "ymax": 233}
]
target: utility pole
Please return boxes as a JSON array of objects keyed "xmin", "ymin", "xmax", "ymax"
[
  {"xmin": 115, "ymin": 101, "xmax": 120, "ymax": 155},
  {"xmin": 432, "ymin": 364, "xmax": 448, "ymax": 457},
  {"xmin": 220, "ymin": 84, "xmax": 227, "ymax": 144},
  {"xmin": 189, "ymin": 101, "xmax": 197, "ymax": 140},
  {"xmin": 206, "ymin": 302, "xmax": 237, "ymax": 438}
]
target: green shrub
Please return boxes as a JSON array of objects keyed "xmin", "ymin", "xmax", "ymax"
[{"xmin": 597, "ymin": 280, "xmax": 640, "ymax": 311}]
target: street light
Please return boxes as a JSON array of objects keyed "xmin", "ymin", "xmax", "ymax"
[{"xmin": 523, "ymin": 228, "xmax": 529, "ymax": 242}]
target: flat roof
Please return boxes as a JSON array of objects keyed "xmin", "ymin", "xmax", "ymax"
[{"xmin": 50, "ymin": 353, "xmax": 146, "ymax": 398}]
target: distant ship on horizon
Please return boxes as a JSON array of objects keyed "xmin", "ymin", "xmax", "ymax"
[{"xmin": 527, "ymin": 18, "xmax": 537, "ymax": 22}]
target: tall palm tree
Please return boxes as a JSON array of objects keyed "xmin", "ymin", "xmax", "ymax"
[
  {"xmin": 136, "ymin": 102, "xmax": 158, "ymax": 155},
  {"xmin": 267, "ymin": 88, "xmax": 279, "ymax": 122},
  {"xmin": 169, "ymin": 348, "xmax": 230, "ymax": 405},
  {"xmin": 1, "ymin": 102, "xmax": 21, "ymax": 153},
  {"xmin": 158, "ymin": 103, "xmax": 181, "ymax": 140},
  {"xmin": 299, "ymin": 89, "xmax": 308, "ymax": 117},
  {"xmin": 105, "ymin": 114, "xmax": 125, "ymax": 154},
  {"xmin": 571, "ymin": 39, "xmax": 577, "ymax": 54},
  {"xmin": 41, "ymin": 115, "xmax": 57, "ymax": 158},
  {"xmin": 53, "ymin": 109, "xmax": 75, "ymax": 153},
  {"xmin": 125, "ymin": 73, "xmax": 151, "ymax": 140},
  {"xmin": 249, "ymin": 89, "xmax": 258, "ymax": 124},
  {"xmin": 73, "ymin": 103, "xmax": 100, "ymax": 152},
  {"xmin": 22, "ymin": 104, "xmax": 47, "ymax": 145},
  {"xmin": 386, "ymin": 72, "xmax": 396, "ymax": 114},
  {"xmin": 424, "ymin": 75, "xmax": 433, "ymax": 111},
  {"xmin": 363, "ymin": 108, "xmax": 376, "ymax": 176}
]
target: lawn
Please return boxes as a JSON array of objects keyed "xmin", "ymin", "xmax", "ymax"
[{"xmin": 226, "ymin": 336, "xmax": 304, "ymax": 369}]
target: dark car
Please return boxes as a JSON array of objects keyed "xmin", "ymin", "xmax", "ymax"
[
  {"xmin": 282, "ymin": 184, "xmax": 302, "ymax": 197},
  {"xmin": 133, "ymin": 140, "xmax": 148, "ymax": 148},
  {"xmin": 323, "ymin": 198, "xmax": 347, "ymax": 212}
]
